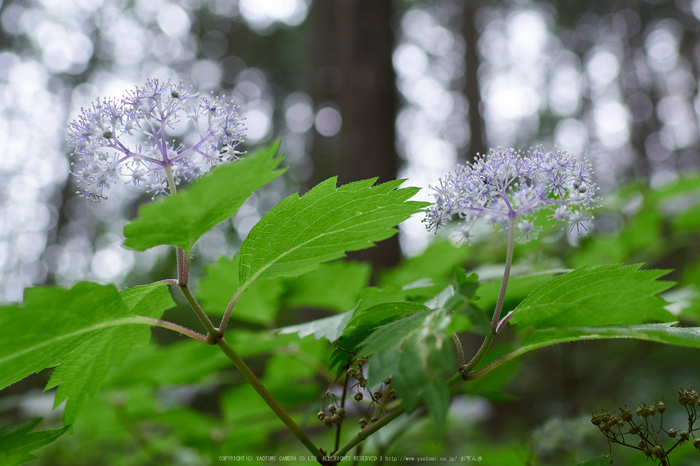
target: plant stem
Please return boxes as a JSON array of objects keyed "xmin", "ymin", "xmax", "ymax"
[
  {"xmin": 461, "ymin": 332, "xmax": 495, "ymax": 375},
  {"xmin": 334, "ymin": 407, "xmax": 406, "ymax": 459},
  {"xmin": 179, "ymin": 284, "xmax": 219, "ymax": 341},
  {"xmin": 163, "ymin": 164, "xmax": 187, "ymax": 285},
  {"xmin": 335, "ymin": 369, "xmax": 350, "ymax": 452},
  {"xmin": 219, "ymin": 291, "xmax": 239, "ymax": 337},
  {"xmin": 215, "ymin": 337, "xmax": 323, "ymax": 461},
  {"xmin": 452, "ymin": 333, "xmax": 466, "ymax": 368},
  {"xmin": 490, "ymin": 214, "xmax": 516, "ymax": 332},
  {"xmin": 137, "ymin": 316, "xmax": 211, "ymax": 344}
]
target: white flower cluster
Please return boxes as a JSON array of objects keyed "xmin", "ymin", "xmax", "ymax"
[
  {"xmin": 68, "ymin": 79, "xmax": 246, "ymax": 201},
  {"xmin": 424, "ymin": 146, "xmax": 599, "ymax": 243}
]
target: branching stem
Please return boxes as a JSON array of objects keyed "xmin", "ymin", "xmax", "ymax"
[
  {"xmin": 179, "ymin": 284, "xmax": 219, "ymax": 342},
  {"xmin": 216, "ymin": 337, "xmax": 323, "ymax": 461},
  {"xmin": 137, "ymin": 316, "xmax": 211, "ymax": 344},
  {"xmin": 491, "ymin": 214, "xmax": 516, "ymax": 332}
]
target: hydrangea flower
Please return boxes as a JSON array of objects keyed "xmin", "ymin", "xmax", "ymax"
[
  {"xmin": 424, "ymin": 146, "xmax": 599, "ymax": 243},
  {"xmin": 68, "ymin": 79, "xmax": 246, "ymax": 201}
]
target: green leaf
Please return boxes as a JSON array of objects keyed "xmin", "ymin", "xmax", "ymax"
[
  {"xmin": 283, "ymin": 261, "xmax": 371, "ymax": 311},
  {"xmin": 520, "ymin": 322, "xmax": 700, "ymax": 353},
  {"xmin": 0, "ymin": 419, "xmax": 70, "ymax": 466},
  {"xmin": 510, "ymin": 264, "xmax": 675, "ymax": 329},
  {"xmin": 480, "ymin": 322, "xmax": 700, "ymax": 379},
  {"xmin": 379, "ymin": 240, "xmax": 470, "ymax": 296},
  {"xmin": 197, "ymin": 255, "xmax": 284, "ymax": 325},
  {"xmin": 124, "ymin": 141, "xmax": 286, "ymax": 251},
  {"xmin": 576, "ymin": 456, "xmax": 612, "ymax": 466},
  {"xmin": 105, "ymin": 340, "xmax": 230, "ymax": 388},
  {"xmin": 359, "ymin": 308, "xmax": 454, "ymax": 435},
  {"xmin": 107, "ymin": 329, "xmax": 302, "ymax": 388},
  {"xmin": 238, "ymin": 177, "xmax": 429, "ymax": 287},
  {"xmin": 330, "ymin": 294, "xmax": 430, "ymax": 369},
  {"xmin": 0, "ymin": 282, "xmax": 172, "ymax": 425},
  {"xmin": 477, "ymin": 272, "xmax": 560, "ymax": 318},
  {"xmin": 278, "ymin": 311, "xmax": 353, "ymax": 342},
  {"xmin": 120, "ymin": 282, "xmax": 176, "ymax": 318}
]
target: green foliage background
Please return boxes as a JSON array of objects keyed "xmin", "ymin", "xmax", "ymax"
[{"xmin": 2, "ymin": 142, "xmax": 700, "ymax": 465}]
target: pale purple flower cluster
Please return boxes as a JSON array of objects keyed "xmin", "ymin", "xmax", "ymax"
[
  {"xmin": 68, "ymin": 79, "xmax": 246, "ymax": 201},
  {"xmin": 424, "ymin": 146, "xmax": 599, "ymax": 243}
]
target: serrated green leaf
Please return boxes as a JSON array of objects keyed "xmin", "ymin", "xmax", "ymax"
[
  {"xmin": 0, "ymin": 419, "xmax": 70, "ymax": 466},
  {"xmin": 361, "ymin": 308, "xmax": 454, "ymax": 435},
  {"xmin": 391, "ymin": 333, "xmax": 427, "ymax": 412},
  {"xmin": 283, "ymin": 261, "xmax": 371, "ymax": 311},
  {"xmin": 359, "ymin": 309, "xmax": 433, "ymax": 365},
  {"xmin": 197, "ymin": 255, "xmax": 284, "ymax": 325},
  {"xmin": 479, "ymin": 322, "xmax": 700, "ymax": 380},
  {"xmin": 0, "ymin": 282, "xmax": 172, "ymax": 425},
  {"xmin": 330, "ymin": 297, "xmax": 429, "ymax": 369},
  {"xmin": 278, "ymin": 311, "xmax": 353, "ymax": 342},
  {"xmin": 521, "ymin": 322, "xmax": 700, "ymax": 352},
  {"xmin": 238, "ymin": 177, "xmax": 429, "ymax": 287},
  {"xmin": 510, "ymin": 264, "xmax": 675, "ymax": 329},
  {"xmin": 121, "ymin": 282, "xmax": 176, "ymax": 318},
  {"xmin": 124, "ymin": 141, "xmax": 286, "ymax": 251}
]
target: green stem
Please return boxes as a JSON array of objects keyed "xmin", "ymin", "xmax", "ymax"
[
  {"xmin": 335, "ymin": 369, "xmax": 350, "ymax": 452},
  {"xmin": 179, "ymin": 284, "xmax": 219, "ymax": 341},
  {"xmin": 452, "ymin": 333, "xmax": 466, "ymax": 368},
  {"xmin": 216, "ymin": 337, "xmax": 323, "ymax": 461},
  {"xmin": 491, "ymin": 214, "xmax": 516, "ymax": 332},
  {"xmin": 461, "ymin": 332, "xmax": 495, "ymax": 374},
  {"xmin": 335, "ymin": 406, "xmax": 406, "ymax": 459},
  {"xmin": 162, "ymin": 164, "xmax": 188, "ymax": 285},
  {"xmin": 137, "ymin": 316, "xmax": 211, "ymax": 344},
  {"xmin": 219, "ymin": 291, "xmax": 240, "ymax": 337}
]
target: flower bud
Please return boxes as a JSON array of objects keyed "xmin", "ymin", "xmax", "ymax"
[
  {"xmin": 667, "ymin": 428, "xmax": 678, "ymax": 438},
  {"xmin": 694, "ymin": 438, "xmax": 700, "ymax": 450},
  {"xmin": 680, "ymin": 430, "xmax": 690, "ymax": 442},
  {"xmin": 328, "ymin": 404, "xmax": 337, "ymax": 414},
  {"xmin": 354, "ymin": 393, "xmax": 363, "ymax": 402},
  {"xmin": 655, "ymin": 401, "xmax": 666, "ymax": 413},
  {"xmin": 317, "ymin": 411, "xmax": 326, "ymax": 421},
  {"xmin": 619, "ymin": 408, "xmax": 633, "ymax": 422},
  {"xmin": 652, "ymin": 445, "xmax": 664, "ymax": 459}
]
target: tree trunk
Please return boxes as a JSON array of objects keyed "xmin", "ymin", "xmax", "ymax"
[
  {"xmin": 308, "ymin": 0, "xmax": 401, "ymax": 270},
  {"xmin": 462, "ymin": 0, "xmax": 487, "ymax": 161}
]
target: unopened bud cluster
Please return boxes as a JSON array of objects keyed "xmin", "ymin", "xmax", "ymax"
[
  {"xmin": 68, "ymin": 79, "xmax": 246, "ymax": 201},
  {"xmin": 592, "ymin": 389, "xmax": 700, "ymax": 463},
  {"xmin": 317, "ymin": 403, "xmax": 346, "ymax": 429},
  {"xmin": 424, "ymin": 146, "xmax": 598, "ymax": 244},
  {"xmin": 318, "ymin": 356, "xmax": 396, "ymax": 431}
]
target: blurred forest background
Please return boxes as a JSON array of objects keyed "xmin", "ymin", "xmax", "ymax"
[{"xmin": 3, "ymin": 0, "xmax": 700, "ymax": 464}]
